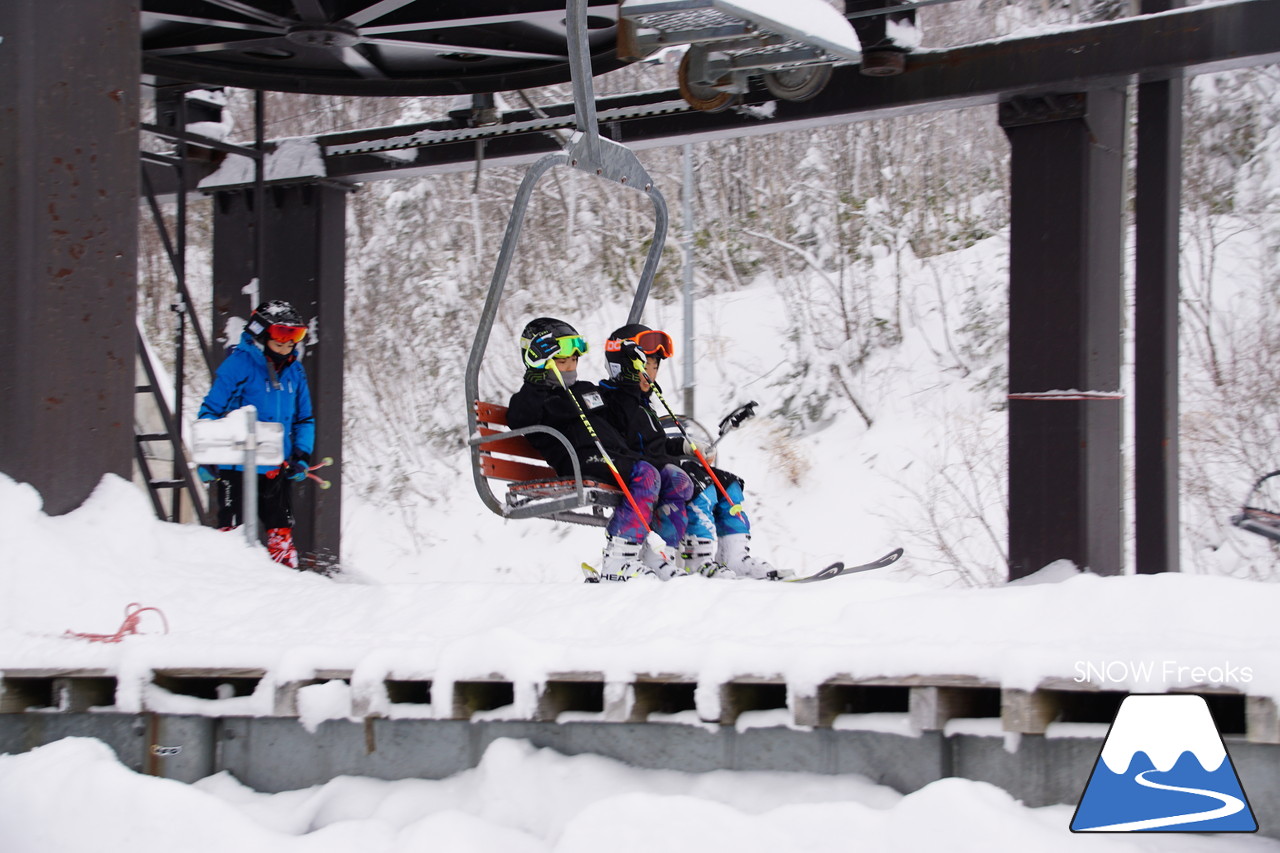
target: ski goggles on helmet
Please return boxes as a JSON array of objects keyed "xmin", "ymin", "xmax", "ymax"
[
  {"xmin": 611, "ymin": 329, "xmax": 674, "ymax": 359},
  {"xmin": 266, "ymin": 324, "xmax": 308, "ymax": 344}
]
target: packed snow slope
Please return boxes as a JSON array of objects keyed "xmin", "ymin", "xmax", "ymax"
[
  {"xmin": 2, "ymin": 471, "xmax": 1279, "ymax": 853},
  {"xmin": 2, "ymin": 473, "xmax": 1276, "ymax": 715}
]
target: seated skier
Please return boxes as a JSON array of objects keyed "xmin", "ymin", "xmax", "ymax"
[
  {"xmin": 505, "ymin": 317, "xmax": 693, "ymax": 581},
  {"xmin": 597, "ymin": 324, "xmax": 789, "ymax": 580}
]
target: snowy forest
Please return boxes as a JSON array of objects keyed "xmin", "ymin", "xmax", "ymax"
[{"xmin": 135, "ymin": 0, "xmax": 1280, "ymax": 584}]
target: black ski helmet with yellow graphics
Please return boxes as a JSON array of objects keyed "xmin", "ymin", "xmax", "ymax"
[{"xmin": 519, "ymin": 317, "xmax": 587, "ymax": 368}]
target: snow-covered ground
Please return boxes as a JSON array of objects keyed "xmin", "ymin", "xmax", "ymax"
[
  {"xmin": 1, "ymin": 466, "xmax": 1278, "ymax": 850},
  {"xmin": 8, "ymin": 204, "xmax": 1280, "ymax": 852},
  {"xmin": 4, "ymin": 735, "xmax": 1278, "ymax": 853}
]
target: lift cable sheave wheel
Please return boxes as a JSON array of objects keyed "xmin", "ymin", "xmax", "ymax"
[
  {"xmin": 465, "ymin": 0, "xmax": 669, "ymax": 521},
  {"xmin": 620, "ymin": 0, "xmax": 864, "ymax": 110}
]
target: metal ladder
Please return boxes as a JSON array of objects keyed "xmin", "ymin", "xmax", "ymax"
[
  {"xmin": 135, "ymin": 317, "xmax": 211, "ymax": 526},
  {"xmin": 136, "ymin": 84, "xmax": 231, "ymax": 526}
]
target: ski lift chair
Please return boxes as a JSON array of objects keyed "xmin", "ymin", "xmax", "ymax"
[
  {"xmin": 1231, "ymin": 470, "xmax": 1280, "ymax": 544},
  {"xmin": 466, "ymin": 0, "xmax": 667, "ymax": 526}
]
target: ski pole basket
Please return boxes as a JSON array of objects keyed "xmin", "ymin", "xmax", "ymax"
[
  {"xmin": 1231, "ymin": 469, "xmax": 1280, "ymax": 544},
  {"xmin": 472, "ymin": 401, "xmax": 621, "ymax": 526}
]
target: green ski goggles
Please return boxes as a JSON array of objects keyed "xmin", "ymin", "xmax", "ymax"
[{"xmin": 551, "ymin": 335, "xmax": 589, "ymax": 358}]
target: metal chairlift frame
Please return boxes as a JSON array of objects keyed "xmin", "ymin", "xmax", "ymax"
[
  {"xmin": 1231, "ymin": 469, "xmax": 1280, "ymax": 544},
  {"xmin": 465, "ymin": 0, "xmax": 669, "ymax": 523}
]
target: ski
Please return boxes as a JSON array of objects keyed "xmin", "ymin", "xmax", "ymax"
[
  {"xmin": 582, "ymin": 548, "xmax": 904, "ymax": 584},
  {"xmin": 580, "ymin": 562, "xmax": 661, "ymax": 583},
  {"xmin": 782, "ymin": 547, "xmax": 904, "ymax": 583}
]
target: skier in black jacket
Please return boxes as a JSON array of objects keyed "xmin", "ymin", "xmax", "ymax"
[
  {"xmin": 505, "ymin": 317, "xmax": 692, "ymax": 581},
  {"xmin": 598, "ymin": 324, "xmax": 787, "ymax": 579}
]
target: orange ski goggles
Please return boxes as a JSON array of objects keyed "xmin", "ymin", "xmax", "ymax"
[{"xmin": 608, "ymin": 329, "xmax": 674, "ymax": 358}]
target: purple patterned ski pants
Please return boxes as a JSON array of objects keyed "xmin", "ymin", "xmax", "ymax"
[{"xmin": 606, "ymin": 461, "xmax": 693, "ymax": 546}]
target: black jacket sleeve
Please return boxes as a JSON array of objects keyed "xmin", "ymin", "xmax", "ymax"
[
  {"xmin": 508, "ymin": 381, "xmax": 636, "ymax": 477},
  {"xmin": 599, "ymin": 382, "xmax": 682, "ymax": 469}
]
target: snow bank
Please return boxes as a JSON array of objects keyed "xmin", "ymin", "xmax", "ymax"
[
  {"xmin": 2, "ymin": 472, "xmax": 1277, "ymax": 712},
  {"xmin": 1, "ymin": 737, "xmax": 1272, "ymax": 853}
]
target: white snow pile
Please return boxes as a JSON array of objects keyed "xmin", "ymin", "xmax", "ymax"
[
  {"xmin": 2, "ymin": 736, "xmax": 1277, "ymax": 853},
  {"xmin": 3, "ymin": 471, "xmax": 1280, "ymax": 706},
  {"xmin": 2, "ymin": 401, "xmax": 1279, "ymax": 852},
  {"xmin": 197, "ymin": 137, "xmax": 326, "ymax": 189}
]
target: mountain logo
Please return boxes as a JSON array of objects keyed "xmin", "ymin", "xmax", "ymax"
[{"xmin": 1071, "ymin": 694, "xmax": 1257, "ymax": 832}]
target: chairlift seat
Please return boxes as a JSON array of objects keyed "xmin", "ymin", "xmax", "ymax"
[
  {"xmin": 1231, "ymin": 508, "xmax": 1280, "ymax": 544},
  {"xmin": 472, "ymin": 401, "xmax": 621, "ymax": 527}
]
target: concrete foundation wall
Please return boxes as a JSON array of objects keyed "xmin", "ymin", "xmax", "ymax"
[{"xmin": 2, "ymin": 713, "xmax": 1275, "ymax": 838}]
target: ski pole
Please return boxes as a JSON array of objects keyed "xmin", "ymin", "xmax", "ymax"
[
  {"xmin": 546, "ymin": 360, "xmax": 654, "ymax": 534},
  {"xmin": 648, "ymin": 378, "xmax": 744, "ymax": 517},
  {"xmin": 267, "ymin": 456, "xmax": 335, "ymax": 489}
]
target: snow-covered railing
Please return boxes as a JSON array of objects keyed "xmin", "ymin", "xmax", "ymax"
[{"xmin": 2, "ymin": 667, "xmax": 1275, "ymax": 744}]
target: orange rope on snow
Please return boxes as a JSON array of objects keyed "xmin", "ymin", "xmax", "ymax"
[{"xmin": 64, "ymin": 603, "xmax": 170, "ymax": 643}]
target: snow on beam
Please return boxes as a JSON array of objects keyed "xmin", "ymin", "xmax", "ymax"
[
  {"xmin": 629, "ymin": 674, "xmax": 698, "ymax": 723},
  {"xmin": 909, "ymin": 686, "xmax": 1002, "ymax": 734},
  {"xmin": 536, "ymin": 673, "xmax": 615, "ymax": 723},
  {"xmin": 0, "ymin": 672, "xmax": 115, "ymax": 714},
  {"xmin": 718, "ymin": 676, "xmax": 789, "ymax": 726},
  {"xmin": 1, "ymin": 667, "xmax": 1272, "ymax": 743}
]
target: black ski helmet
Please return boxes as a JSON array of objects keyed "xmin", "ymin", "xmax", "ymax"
[
  {"xmin": 247, "ymin": 300, "xmax": 305, "ymax": 345},
  {"xmin": 606, "ymin": 323, "xmax": 653, "ymax": 383},
  {"xmin": 519, "ymin": 317, "xmax": 583, "ymax": 367}
]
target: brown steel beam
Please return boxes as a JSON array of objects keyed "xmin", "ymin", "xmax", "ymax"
[
  {"xmin": 1134, "ymin": 0, "xmax": 1186, "ymax": 573},
  {"xmin": 0, "ymin": 0, "xmax": 141, "ymax": 514},
  {"xmin": 1001, "ymin": 90, "xmax": 1127, "ymax": 579}
]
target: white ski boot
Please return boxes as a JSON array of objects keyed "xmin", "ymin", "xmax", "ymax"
[
  {"xmin": 679, "ymin": 535, "xmax": 734, "ymax": 578},
  {"xmin": 640, "ymin": 532, "xmax": 682, "ymax": 581},
  {"xmin": 716, "ymin": 533, "xmax": 792, "ymax": 580},
  {"xmin": 599, "ymin": 536, "xmax": 657, "ymax": 582}
]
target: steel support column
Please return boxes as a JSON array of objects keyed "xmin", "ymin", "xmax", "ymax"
[
  {"xmin": 211, "ymin": 183, "xmax": 347, "ymax": 569},
  {"xmin": 0, "ymin": 0, "xmax": 140, "ymax": 514},
  {"xmin": 1134, "ymin": 0, "xmax": 1184, "ymax": 574},
  {"xmin": 1001, "ymin": 90, "xmax": 1127, "ymax": 579}
]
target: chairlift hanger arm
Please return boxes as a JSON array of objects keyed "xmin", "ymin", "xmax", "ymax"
[{"xmin": 466, "ymin": 0, "xmax": 669, "ymax": 521}]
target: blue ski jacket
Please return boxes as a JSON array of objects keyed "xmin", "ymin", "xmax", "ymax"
[{"xmin": 198, "ymin": 331, "xmax": 315, "ymax": 473}]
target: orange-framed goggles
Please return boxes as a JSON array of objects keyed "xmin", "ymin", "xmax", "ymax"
[
  {"xmin": 266, "ymin": 324, "xmax": 307, "ymax": 344},
  {"xmin": 612, "ymin": 329, "xmax": 674, "ymax": 358}
]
